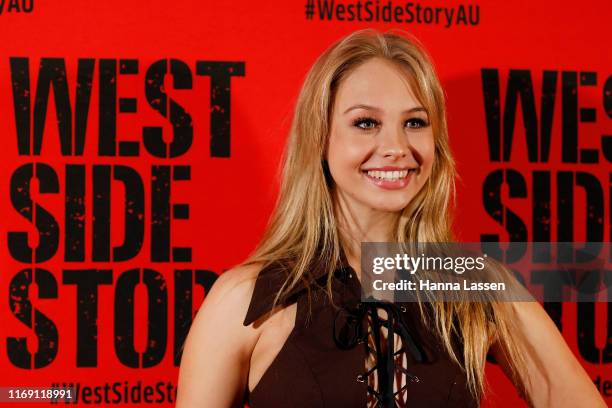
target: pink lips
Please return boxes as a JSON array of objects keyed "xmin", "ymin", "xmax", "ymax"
[{"xmin": 362, "ymin": 166, "xmax": 415, "ymax": 190}]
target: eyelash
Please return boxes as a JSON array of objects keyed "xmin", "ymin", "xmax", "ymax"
[{"xmin": 352, "ymin": 116, "xmax": 430, "ymax": 130}]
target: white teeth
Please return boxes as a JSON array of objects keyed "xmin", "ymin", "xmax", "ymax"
[{"xmin": 365, "ymin": 169, "xmax": 412, "ymax": 181}]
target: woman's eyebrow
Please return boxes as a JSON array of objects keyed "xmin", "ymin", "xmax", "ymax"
[
  {"xmin": 343, "ymin": 104, "xmax": 381, "ymax": 114},
  {"xmin": 404, "ymin": 107, "xmax": 428, "ymax": 114},
  {"xmin": 343, "ymin": 104, "xmax": 428, "ymax": 114}
]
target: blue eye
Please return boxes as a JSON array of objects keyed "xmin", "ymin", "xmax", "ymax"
[
  {"xmin": 353, "ymin": 117, "xmax": 380, "ymax": 130},
  {"xmin": 405, "ymin": 118, "xmax": 429, "ymax": 129}
]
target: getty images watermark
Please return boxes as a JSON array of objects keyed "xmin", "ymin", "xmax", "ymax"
[{"xmin": 361, "ymin": 242, "xmax": 612, "ymax": 303}]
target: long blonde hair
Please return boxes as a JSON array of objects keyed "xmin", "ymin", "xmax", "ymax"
[{"xmin": 242, "ymin": 28, "xmax": 527, "ymax": 400}]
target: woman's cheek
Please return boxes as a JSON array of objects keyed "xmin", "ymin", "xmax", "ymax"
[
  {"xmin": 336, "ymin": 139, "xmax": 368, "ymax": 169},
  {"xmin": 418, "ymin": 137, "xmax": 436, "ymax": 170}
]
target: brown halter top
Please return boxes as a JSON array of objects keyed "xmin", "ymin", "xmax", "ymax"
[{"xmin": 242, "ymin": 250, "xmax": 480, "ymax": 407}]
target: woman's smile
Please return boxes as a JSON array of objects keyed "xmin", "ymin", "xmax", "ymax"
[{"xmin": 361, "ymin": 166, "xmax": 417, "ymax": 190}]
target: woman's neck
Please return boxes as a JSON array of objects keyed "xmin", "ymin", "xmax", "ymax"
[{"xmin": 333, "ymin": 191, "xmax": 400, "ymax": 278}]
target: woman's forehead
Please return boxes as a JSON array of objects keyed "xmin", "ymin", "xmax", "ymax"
[{"xmin": 334, "ymin": 58, "xmax": 423, "ymax": 114}]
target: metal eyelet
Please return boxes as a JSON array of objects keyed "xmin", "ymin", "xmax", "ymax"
[
  {"xmin": 356, "ymin": 374, "xmax": 366, "ymax": 383},
  {"xmin": 400, "ymin": 305, "xmax": 407, "ymax": 313}
]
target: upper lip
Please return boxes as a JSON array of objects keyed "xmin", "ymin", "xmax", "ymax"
[{"xmin": 362, "ymin": 166, "xmax": 416, "ymax": 171}]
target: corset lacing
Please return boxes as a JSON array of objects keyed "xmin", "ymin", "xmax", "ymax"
[{"xmin": 333, "ymin": 299, "xmax": 425, "ymax": 407}]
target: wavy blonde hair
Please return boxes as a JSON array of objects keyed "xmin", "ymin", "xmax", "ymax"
[{"xmin": 243, "ymin": 28, "xmax": 527, "ymax": 401}]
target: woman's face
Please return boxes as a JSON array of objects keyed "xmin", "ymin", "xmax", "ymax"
[{"xmin": 326, "ymin": 57, "xmax": 435, "ymax": 214}]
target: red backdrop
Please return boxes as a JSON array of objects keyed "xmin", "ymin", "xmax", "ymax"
[{"xmin": 0, "ymin": 0, "xmax": 610, "ymax": 406}]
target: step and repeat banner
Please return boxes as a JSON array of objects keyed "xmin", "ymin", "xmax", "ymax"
[{"xmin": 0, "ymin": 0, "xmax": 610, "ymax": 406}]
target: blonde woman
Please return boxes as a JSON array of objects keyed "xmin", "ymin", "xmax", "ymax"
[{"xmin": 176, "ymin": 29, "xmax": 604, "ymax": 407}]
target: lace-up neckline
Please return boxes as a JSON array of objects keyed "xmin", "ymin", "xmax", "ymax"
[{"xmin": 243, "ymin": 249, "xmax": 478, "ymax": 408}]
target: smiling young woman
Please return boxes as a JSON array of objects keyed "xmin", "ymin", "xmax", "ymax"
[{"xmin": 175, "ymin": 29, "xmax": 605, "ymax": 407}]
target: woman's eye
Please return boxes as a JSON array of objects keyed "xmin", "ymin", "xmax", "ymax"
[
  {"xmin": 353, "ymin": 117, "xmax": 379, "ymax": 130},
  {"xmin": 405, "ymin": 118, "xmax": 429, "ymax": 129}
]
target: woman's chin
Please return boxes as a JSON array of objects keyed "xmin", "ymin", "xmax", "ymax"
[{"xmin": 366, "ymin": 200, "xmax": 411, "ymax": 214}]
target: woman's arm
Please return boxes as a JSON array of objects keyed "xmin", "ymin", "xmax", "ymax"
[
  {"xmin": 175, "ymin": 264, "xmax": 261, "ymax": 408},
  {"xmin": 490, "ymin": 301, "xmax": 606, "ymax": 407}
]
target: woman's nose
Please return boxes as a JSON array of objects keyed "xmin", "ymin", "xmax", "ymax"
[
  {"xmin": 383, "ymin": 146, "xmax": 406, "ymax": 159},
  {"xmin": 379, "ymin": 126, "xmax": 409, "ymax": 159}
]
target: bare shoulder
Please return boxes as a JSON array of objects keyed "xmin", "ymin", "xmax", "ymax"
[
  {"xmin": 176, "ymin": 262, "xmax": 265, "ymax": 408},
  {"xmin": 190, "ymin": 261, "xmax": 265, "ymax": 345},
  {"xmin": 202, "ymin": 262, "xmax": 262, "ymax": 315}
]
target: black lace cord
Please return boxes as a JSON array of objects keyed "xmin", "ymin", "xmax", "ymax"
[
  {"xmin": 333, "ymin": 301, "xmax": 424, "ymax": 407},
  {"xmin": 370, "ymin": 303, "xmax": 394, "ymax": 407}
]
